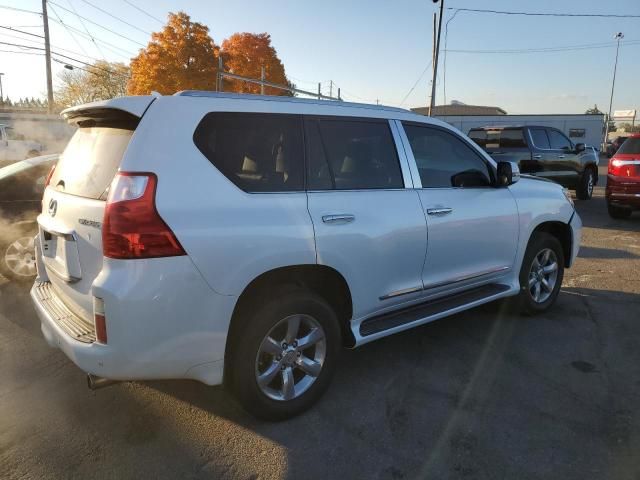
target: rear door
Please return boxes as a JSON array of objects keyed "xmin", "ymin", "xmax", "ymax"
[
  {"xmin": 305, "ymin": 116, "xmax": 427, "ymax": 319},
  {"xmin": 38, "ymin": 108, "xmax": 143, "ymax": 321}
]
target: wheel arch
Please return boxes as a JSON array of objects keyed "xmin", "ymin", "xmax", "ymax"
[
  {"xmin": 530, "ymin": 220, "xmax": 572, "ymax": 267},
  {"xmin": 224, "ymin": 264, "xmax": 354, "ymax": 383}
]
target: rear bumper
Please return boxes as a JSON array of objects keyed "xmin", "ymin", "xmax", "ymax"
[
  {"xmin": 31, "ymin": 255, "xmax": 238, "ymax": 385},
  {"xmin": 606, "ymin": 175, "xmax": 640, "ymax": 208},
  {"xmin": 568, "ymin": 211, "xmax": 582, "ymax": 267}
]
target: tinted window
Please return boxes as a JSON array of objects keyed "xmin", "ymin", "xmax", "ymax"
[
  {"xmin": 618, "ymin": 138, "xmax": 640, "ymax": 154},
  {"xmin": 194, "ymin": 113, "xmax": 303, "ymax": 192},
  {"xmin": 403, "ymin": 123, "xmax": 492, "ymax": 188},
  {"xmin": 468, "ymin": 129, "xmax": 526, "ymax": 149},
  {"xmin": 530, "ymin": 128, "xmax": 550, "ymax": 149},
  {"xmin": 306, "ymin": 118, "xmax": 403, "ymax": 190},
  {"xmin": 51, "ymin": 127, "xmax": 133, "ymax": 199},
  {"xmin": 548, "ymin": 129, "xmax": 571, "ymax": 150}
]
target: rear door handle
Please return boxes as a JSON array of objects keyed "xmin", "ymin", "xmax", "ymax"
[
  {"xmin": 426, "ymin": 207, "xmax": 453, "ymax": 216},
  {"xmin": 557, "ymin": 155, "xmax": 565, "ymax": 159},
  {"xmin": 532, "ymin": 154, "xmax": 543, "ymax": 160},
  {"xmin": 322, "ymin": 214, "xmax": 355, "ymax": 224}
]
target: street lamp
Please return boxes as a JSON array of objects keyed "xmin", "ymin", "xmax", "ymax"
[{"xmin": 604, "ymin": 32, "xmax": 624, "ymax": 144}]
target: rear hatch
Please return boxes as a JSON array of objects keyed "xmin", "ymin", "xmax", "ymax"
[{"xmin": 38, "ymin": 101, "xmax": 152, "ymax": 321}]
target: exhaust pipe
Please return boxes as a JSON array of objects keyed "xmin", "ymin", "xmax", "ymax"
[{"xmin": 87, "ymin": 373, "xmax": 119, "ymax": 390}]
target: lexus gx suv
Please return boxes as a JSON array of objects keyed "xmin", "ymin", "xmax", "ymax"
[{"xmin": 31, "ymin": 92, "xmax": 582, "ymax": 420}]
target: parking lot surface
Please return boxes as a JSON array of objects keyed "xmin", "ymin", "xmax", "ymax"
[{"xmin": 1, "ymin": 163, "xmax": 639, "ymax": 480}]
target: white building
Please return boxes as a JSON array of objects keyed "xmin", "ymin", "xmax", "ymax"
[{"xmin": 411, "ymin": 105, "xmax": 605, "ymax": 149}]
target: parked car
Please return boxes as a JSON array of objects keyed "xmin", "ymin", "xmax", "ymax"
[
  {"xmin": 30, "ymin": 94, "xmax": 581, "ymax": 420},
  {"xmin": 468, "ymin": 126, "xmax": 599, "ymax": 199},
  {"xmin": 607, "ymin": 135, "xmax": 628, "ymax": 158},
  {"xmin": 0, "ymin": 154, "xmax": 58, "ymax": 282},
  {"xmin": 0, "ymin": 124, "xmax": 43, "ymax": 162},
  {"xmin": 606, "ymin": 134, "xmax": 640, "ymax": 218}
]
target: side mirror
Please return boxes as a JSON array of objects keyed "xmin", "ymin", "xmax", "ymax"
[
  {"xmin": 496, "ymin": 161, "xmax": 520, "ymax": 187},
  {"xmin": 575, "ymin": 143, "xmax": 585, "ymax": 153}
]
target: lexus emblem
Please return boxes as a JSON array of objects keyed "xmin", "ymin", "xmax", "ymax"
[{"xmin": 48, "ymin": 198, "xmax": 57, "ymax": 217}]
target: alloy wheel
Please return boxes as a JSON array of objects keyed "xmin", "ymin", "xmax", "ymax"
[
  {"xmin": 4, "ymin": 236, "xmax": 36, "ymax": 277},
  {"xmin": 255, "ymin": 314, "xmax": 326, "ymax": 401},
  {"xmin": 528, "ymin": 248, "xmax": 558, "ymax": 303}
]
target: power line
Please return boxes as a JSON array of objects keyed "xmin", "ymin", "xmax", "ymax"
[
  {"xmin": 47, "ymin": 15, "xmax": 136, "ymax": 57},
  {"xmin": 64, "ymin": 0, "xmax": 106, "ymax": 58},
  {"xmin": 399, "ymin": 60, "xmax": 432, "ymax": 106},
  {"xmin": 122, "ymin": 0, "xmax": 164, "ymax": 25},
  {"xmin": 0, "ymin": 40, "xmax": 129, "ymax": 78},
  {"xmin": 445, "ymin": 40, "xmax": 640, "ymax": 55},
  {"xmin": 79, "ymin": 0, "xmax": 152, "ymax": 36},
  {"xmin": 0, "ymin": 48, "xmax": 44, "ymax": 55},
  {"xmin": 446, "ymin": 7, "xmax": 640, "ymax": 19},
  {"xmin": 0, "ymin": 5, "xmax": 41, "ymax": 15},
  {"xmin": 0, "ymin": 25, "xmax": 100, "ymax": 60},
  {"xmin": 48, "ymin": 2, "xmax": 93, "ymax": 59},
  {"xmin": 47, "ymin": 1, "xmax": 146, "ymax": 46}
]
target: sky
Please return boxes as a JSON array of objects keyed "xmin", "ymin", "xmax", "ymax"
[{"xmin": 0, "ymin": 0, "xmax": 639, "ymax": 114}]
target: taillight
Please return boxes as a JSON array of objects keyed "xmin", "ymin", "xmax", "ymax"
[
  {"xmin": 102, "ymin": 172, "xmax": 186, "ymax": 259},
  {"xmin": 609, "ymin": 158, "xmax": 640, "ymax": 179},
  {"xmin": 44, "ymin": 163, "xmax": 56, "ymax": 187}
]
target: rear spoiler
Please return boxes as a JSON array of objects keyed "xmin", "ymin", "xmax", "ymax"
[{"xmin": 61, "ymin": 96, "xmax": 156, "ymax": 128}]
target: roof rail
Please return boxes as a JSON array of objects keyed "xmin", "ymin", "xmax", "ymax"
[{"xmin": 174, "ymin": 91, "xmax": 409, "ymax": 114}]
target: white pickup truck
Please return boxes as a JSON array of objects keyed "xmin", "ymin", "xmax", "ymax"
[{"xmin": 0, "ymin": 123, "xmax": 43, "ymax": 162}]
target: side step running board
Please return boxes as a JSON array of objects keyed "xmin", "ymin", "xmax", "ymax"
[{"xmin": 360, "ymin": 283, "xmax": 510, "ymax": 337}]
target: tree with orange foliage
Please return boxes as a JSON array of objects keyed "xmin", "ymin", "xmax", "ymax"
[
  {"xmin": 128, "ymin": 12, "xmax": 219, "ymax": 95},
  {"xmin": 221, "ymin": 33, "xmax": 293, "ymax": 96}
]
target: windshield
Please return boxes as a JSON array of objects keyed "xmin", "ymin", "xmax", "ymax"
[{"xmin": 49, "ymin": 127, "xmax": 133, "ymax": 199}]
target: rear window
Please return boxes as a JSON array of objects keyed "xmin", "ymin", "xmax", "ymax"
[
  {"xmin": 50, "ymin": 127, "xmax": 133, "ymax": 199},
  {"xmin": 193, "ymin": 112, "xmax": 304, "ymax": 192},
  {"xmin": 468, "ymin": 129, "xmax": 526, "ymax": 149},
  {"xmin": 617, "ymin": 138, "xmax": 640, "ymax": 154}
]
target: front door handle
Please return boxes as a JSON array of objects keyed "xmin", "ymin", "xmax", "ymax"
[
  {"xmin": 532, "ymin": 154, "xmax": 543, "ymax": 160},
  {"xmin": 557, "ymin": 155, "xmax": 565, "ymax": 159},
  {"xmin": 426, "ymin": 207, "xmax": 453, "ymax": 216},
  {"xmin": 322, "ymin": 214, "xmax": 355, "ymax": 224}
]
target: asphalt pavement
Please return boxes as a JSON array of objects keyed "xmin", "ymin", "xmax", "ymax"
[{"xmin": 1, "ymin": 163, "xmax": 639, "ymax": 479}]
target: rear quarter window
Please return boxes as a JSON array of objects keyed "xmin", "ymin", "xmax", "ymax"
[
  {"xmin": 193, "ymin": 112, "xmax": 304, "ymax": 192},
  {"xmin": 617, "ymin": 138, "xmax": 640, "ymax": 154}
]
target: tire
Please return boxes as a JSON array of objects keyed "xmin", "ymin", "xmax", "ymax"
[
  {"xmin": 576, "ymin": 167, "xmax": 595, "ymax": 200},
  {"xmin": 607, "ymin": 202, "xmax": 632, "ymax": 219},
  {"xmin": 227, "ymin": 286, "xmax": 341, "ymax": 420},
  {"xmin": 517, "ymin": 232, "xmax": 565, "ymax": 315},
  {"xmin": 0, "ymin": 235, "xmax": 37, "ymax": 283}
]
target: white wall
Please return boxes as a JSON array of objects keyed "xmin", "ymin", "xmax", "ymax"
[{"xmin": 435, "ymin": 114, "xmax": 605, "ymax": 149}]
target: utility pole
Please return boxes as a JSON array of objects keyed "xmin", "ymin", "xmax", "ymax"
[
  {"xmin": 604, "ymin": 32, "xmax": 624, "ymax": 144},
  {"xmin": 329, "ymin": 80, "xmax": 333, "ymax": 98},
  {"xmin": 217, "ymin": 56, "xmax": 223, "ymax": 92},
  {"xmin": 260, "ymin": 66, "xmax": 265, "ymax": 95},
  {"xmin": 0, "ymin": 73, "xmax": 4, "ymax": 101},
  {"xmin": 42, "ymin": 0, "xmax": 54, "ymax": 113},
  {"xmin": 317, "ymin": 82, "xmax": 321, "ymax": 100},
  {"xmin": 428, "ymin": 0, "xmax": 444, "ymax": 116}
]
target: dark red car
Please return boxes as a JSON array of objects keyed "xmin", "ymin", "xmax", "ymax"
[{"xmin": 606, "ymin": 133, "xmax": 640, "ymax": 218}]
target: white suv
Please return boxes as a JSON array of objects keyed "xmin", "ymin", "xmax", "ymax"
[{"xmin": 31, "ymin": 92, "xmax": 581, "ymax": 420}]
